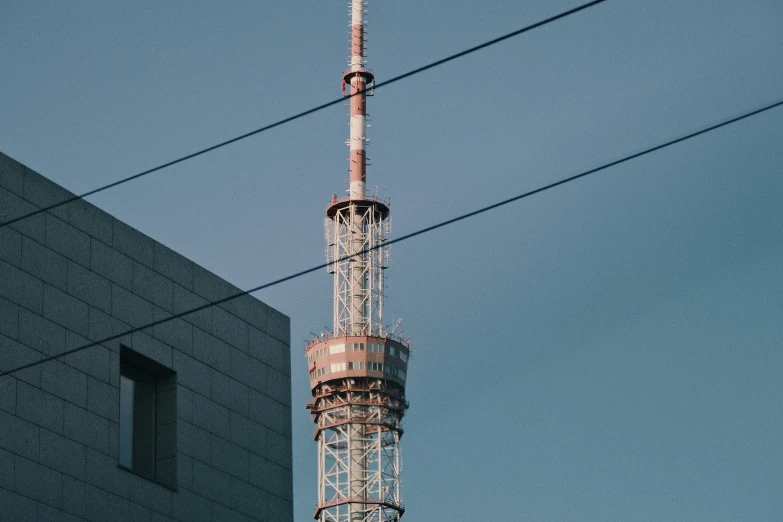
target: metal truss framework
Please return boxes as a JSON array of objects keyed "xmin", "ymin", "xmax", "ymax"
[
  {"xmin": 326, "ymin": 201, "xmax": 390, "ymax": 337},
  {"xmin": 311, "ymin": 379, "xmax": 405, "ymax": 522}
]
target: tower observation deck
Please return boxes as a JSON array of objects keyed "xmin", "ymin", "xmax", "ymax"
[{"xmin": 305, "ymin": 2, "xmax": 409, "ymax": 521}]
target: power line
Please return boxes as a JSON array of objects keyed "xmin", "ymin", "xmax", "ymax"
[
  {"xmin": 2, "ymin": 97, "xmax": 780, "ymax": 379},
  {"xmin": 0, "ymin": 0, "xmax": 607, "ymax": 230}
]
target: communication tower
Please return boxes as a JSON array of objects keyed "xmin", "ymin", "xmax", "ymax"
[{"xmin": 305, "ymin": 1, "xmax": 410, "ymax": 521}]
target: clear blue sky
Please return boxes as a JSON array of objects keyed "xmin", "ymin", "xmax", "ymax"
[{"xmin": 2, "ymin": 1, "xmax": 782, "ymax": 520}]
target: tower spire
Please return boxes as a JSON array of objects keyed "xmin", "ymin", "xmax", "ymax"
[
  {"xmin": 306, "ymin": 2, "xmax": 409, "ymax": 521},
  {"xmin": 342, "ymin": 0, "xmax": 375, "ymax": 199}
]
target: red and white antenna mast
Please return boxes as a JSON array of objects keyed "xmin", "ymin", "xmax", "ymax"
[
  {"xmin": 306, "ymin": 1, "xmax": 409, "ymax": 521},
  {"xmin": 342, "ymin": 0, "xmax": 373, "ymax": 200}
]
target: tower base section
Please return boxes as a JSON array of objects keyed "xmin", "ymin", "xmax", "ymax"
[{"xmin": 307, "ymin": 378, "xmax": 406, "ymax": 522}]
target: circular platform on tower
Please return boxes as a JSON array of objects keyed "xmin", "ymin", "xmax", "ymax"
[
  {"xmin": 325, "ymin": 196, "xmax": 390, "ymax": 218},
  {"xmin": 306, "ymin": 335, "xmax": 409, "ymax": 390}
]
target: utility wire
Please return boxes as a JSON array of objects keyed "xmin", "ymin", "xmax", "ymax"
[
  {"xmin": 2, "ymin": 97, "xmax": 780, "ymax": 379},
  {"xmin": 0, "ymin": 0, "xmax": 607, "ymax": 230}
]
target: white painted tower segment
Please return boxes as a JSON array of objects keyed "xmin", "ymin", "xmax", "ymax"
[
  {"xmin": 349, "ymin": 112, "xmax": 366, "ymax": 200},
  {"xmin": 307, "ymin": 1, "xmax": 408, "ymax": 521}
]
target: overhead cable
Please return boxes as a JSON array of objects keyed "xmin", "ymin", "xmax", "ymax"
[
  {"xmin": 1, "ymin": 97, "xmax": 780, "ymax": 379},
  {"xmin": 0, "ymin": 0, "xmax": 607, "ymax": 229}
]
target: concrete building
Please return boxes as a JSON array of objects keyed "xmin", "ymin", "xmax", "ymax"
[{"xmin": 0, "ymin": 152, "xmax": 293, "ymax": 521}]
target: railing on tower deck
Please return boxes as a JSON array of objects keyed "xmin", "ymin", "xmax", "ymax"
[
  {"xmin": 307, "ymin": 381, "xmax": 409, "ymax": 404},
  {"xmin": 304, "ymin": 332, "xmax": 411, "ymax": 352},
  {"xmin": 314, "ymin": 497, "xmax": 405, "ymax": 520}
]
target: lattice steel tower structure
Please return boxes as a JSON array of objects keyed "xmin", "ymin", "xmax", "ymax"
[{"xmin": 305, "ymin": 1, "xmax": 410, "ymax": 521}]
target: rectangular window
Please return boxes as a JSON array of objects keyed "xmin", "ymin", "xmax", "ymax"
[
  {"xmin": 118, "ymin": 375, "xmax": 135, "ymax": 469},
  {"xmin": 329, "ymin": 344, "xmax": 346, "ymax": 354},
  {"xmin": 119, "ymin": 346, "xmax": 176, "ymax": 489}
]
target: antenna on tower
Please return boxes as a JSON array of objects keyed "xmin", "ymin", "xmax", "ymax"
[{"xmin": 390, "ymin": 318, "xmax": 403, "ymax": 336}]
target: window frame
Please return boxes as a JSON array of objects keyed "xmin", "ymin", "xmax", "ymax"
[{"xmin": 118, "ymin": 346, "xmax": 178, "ymax": 491}]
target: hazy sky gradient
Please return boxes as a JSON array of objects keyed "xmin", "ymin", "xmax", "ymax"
[{"xmin": 2, "ymin": 1, "xmax": 782, "ymax": 520}]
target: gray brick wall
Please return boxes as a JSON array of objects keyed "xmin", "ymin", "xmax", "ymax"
[{"xmin": 0, "ymin": 152, "xmax": 293, "ymax": 521}]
